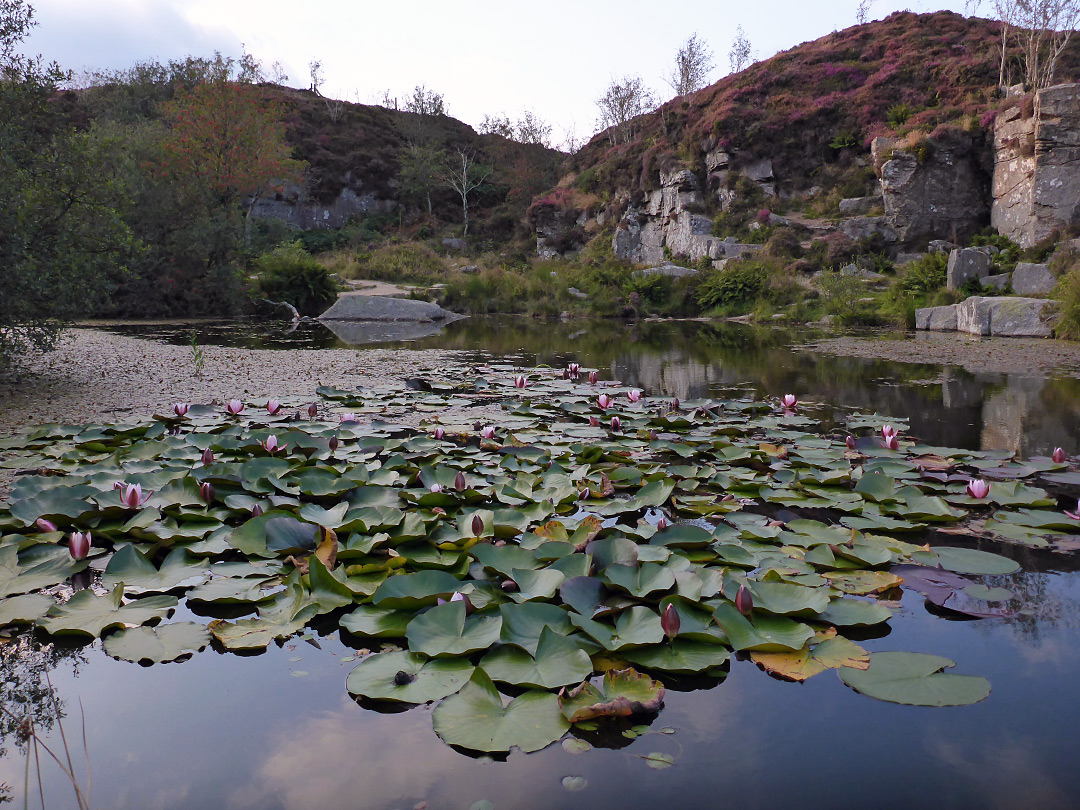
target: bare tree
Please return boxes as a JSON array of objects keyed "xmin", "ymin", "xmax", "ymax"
[
  {"xmin": 515, "ymin": 110, "xmax": 553, "ymax": 146},
  {"xmin": 562, "ymin": 121, "xmax": 584, "ymax": 155},
  {"xmin": 308, "ymin": 59, "xmax": 323, "ymax": 95},
  {"xmin": 968, "ymin": 0, "xmax": 1080, "ymax": 89},
  {"xmin": 270, "ymin": 60, "xmax": 289, "ymax": 85},
  {"xmin": 596, "ymin": 75, "xmax": 655, "ymax": 145},
  {"xmin": 856, "ymin": 0, "xmax": 875, "ymax": 24},
  {"xmin": 324, "ymin": 96, "xmax": 345, "ymax": 123},
  {"xmin": 441, "ymin": 149, "xmax": 491, "ymax": 236},
  {"xmin": 729, "ymin": 25, "xmax": 753, "ymax": 74},
  {"xmin": 404, "ymin": 84, "xmax": 446, "ymax": 116},
  {"xmin": 665, "ymin": 33, "xmax": 715, "ymax": 96}
]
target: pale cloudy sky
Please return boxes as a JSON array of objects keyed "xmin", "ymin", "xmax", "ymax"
[{"xmin": 21, "ymin": 0, "xmax": 975, "ymax": 146}]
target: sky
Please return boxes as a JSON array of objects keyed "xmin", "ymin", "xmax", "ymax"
[{"xmin": 20, "ymin": 0, "xmax": 978, "ymax": 147}]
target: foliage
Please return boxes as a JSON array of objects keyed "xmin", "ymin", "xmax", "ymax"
[
  {"xmin": 596, "ymin": 75, "xmax": 655, "ymax": 146},
  {"xmin": 729, "ymin": 25, "xmax": 753, "ymax": 74},
  {"xmin": 1053, "ymin": 264, "xmax": 1080, "ymax": 339},
  {"xmin": 815, "ymin": 270, "xmax": 869, "ymax": 324},
  {"xmin": 666, "ymin": 33, "xmax": 715, "ymax": 96},
  {"xmin": 253, "ymin": 242, "xmax": 338, "ymax": 316},
  {"xmin": 696, "ymin": 261, "xmax": 770, "ymax": 312},
  {"xmin": 898, "ymin": 252, "xmax": 948, "ymax": 295}
]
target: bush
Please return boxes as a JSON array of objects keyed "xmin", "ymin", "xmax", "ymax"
[
  {"xmin": 696, "ymin": 260, "xmax": 770, "ymax": 312},
  {"xmin": 253, "ymin": 242, "xmax": 338, "ymax": 316},
  {"xmin": 898, "ymin": 252, "xmax": 947, "ymax": 295},
  {"xmin": 1054, "ymin": 267, "xmax": 1080, "ymax": 339}
]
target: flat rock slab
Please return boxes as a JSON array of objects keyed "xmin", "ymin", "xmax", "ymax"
[
  {"xmin": 632, "ymin": 263, "xmax": 699, "ymax": 279},
  {"xmin": 917, "ymin": 297, "xmax": 1056, "ymax": 337},
  {"xmin": 915, "ymin": 305, "xmax": 958, "ymax": 331},
  {"xmin": 319, "ymin": 295, "xmax": 465, "ymax": 323},
  {"xmin": 1012, "ymin": 263, "xmax": 1056, "ymax": 296}
]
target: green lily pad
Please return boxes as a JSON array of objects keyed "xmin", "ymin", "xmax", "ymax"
[
  {"xmin": 103, "ymin": 622, "xmax": 211, "ymax": 664},
  {"xmin": 712, "ymin": 602, "xmax": 814, "ymax": 652},
  {"xmin": 346, "ymin": 650, "xmax": 474, "ymax": 703},
  {"xmin": 406, "ymin": 600, "xmax": 503, "ymax": 657},
  {"xmin": 40, "ymin": 586, "xmax": 177, "ymax": 639},
  {"xmin": 0, "ymin": 592, "xmax": 56, "ymax": 626},
  {"xmin": 340, "ymin": 604, "xmax": 414, "ymax": 638},
  {"xmin": 622, "ymin": 641, "xmax": 731, "ymax": 674},
  {"xmin": 909, "ymin": 546, "xmax": 1020, "ymax": 575},
  {"xmin": 372, "ymin": 570, "xmax": 464, "ymax": 608},
  {"xmin": 102, "ymin": 546, "xmax": 209, "ymax": 594},
  {"xmin": 0, "ymin": 544, "xmax": 88, "ymax": 598},
  {"xmin": 838, "ymin": 651, "xmax": 991, "ymax": 706},
  {"xmin": 479, "ymin": 627, "xmax": 593, "ymax": 688}
]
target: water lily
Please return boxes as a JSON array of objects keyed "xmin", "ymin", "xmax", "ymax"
[
  {"xmin": 251, "ymin": 503, "xmax": 264, "ymax": 517},
  {"xmin": 266, "ymin": 399, "xmax": 282, "ymax": 415},
  {"xmin": 1053, "ymin": 447, "xmax": 1067, "ymax": 464},
  {"xmin": 120, "ymin": 483, "xmax": 152, "ymax": 509},
  {"xmin": 781, "ymin": 394, "xmax": 797, "ymax": 409},
  {"xmin": 656, "ymin": 517, "xmax": 668, "ymax": 531},
  {"xmin": 69, "ymin": 531, "xmax": 91, "ymax": 561},
  {"xmin": 1066, "ymin": 499, "xmax": 1080, "ymax": 520},
  {"xmin": 671, "ymin": 397, "xmax": 680, "ymax": 411},
  {"xmin": 339, "ymin": 413, "xmax": 358, "ymax": 424},
  {"xmin": 35, "ymin": 518, "xmax": 57, "ymax": 532},
  {"xmin": 579, "ymin": 487, "xmax": 590, "ymax": 500},
  {"xmin": 481, "ymin": 426, "xmax": 496, "ymax": 440},
  {"xmin": 884, "ymin": 433, "xmax": 899, "ymax": 451},
  {"xmin": 735, "ymin": 584, "xmax": 754, "ymax": 615},
  {"xmin": 514, "ymin": 375, "xmax": 527, "ymax": 388},
  {"xmin": 200, "ymin": 482, "xmax": 214, "ymax": 504},
  {"xmin": 597, "ymin": 394, "xmax": 613, "ymax": 410},
  {"xmin": 568, "ymin": 363, "xmax": 580, "ymax": 380},
  {"xmin": 967, "ymin": 479, "xmax": 990, "ymax": 499},
  {"xmin": 226, "ymin": 399, "xmax": 244, "ymax": 415},
  {"xmin": 471, "ymin": 514, "xmax": 484, "ymax": 536},
  {"xmin": 589, "ymin": 416, "xmax": 600, "ymax": 427},
  {"xmin": 433, "ymin": 427, "xmax": 446, "ymax": 440},
  {"xmin": 455, "ymin": 471, "xmax": 467, "ymax": 491},
  {"xmin": 438, "ymin": 591, "xmax": 474, "ymax": 613},
  {"xmin": 430, "ymin": 483, "xmax": 444, "ymax": 493},
  {"xmin": 627, "ymin": 389, "xmax": 642, "ymax": 403},
  {"xmin": 661, "ymin": 603, "xmax": 681, "ymax": 639},
  {"xmin": 846, "ymin": 435, "xmax": 857, "ymax": 449},
  {"xmin": 610, "ymin": 416, "xmax": 622, "ymax": 432},
  {"xmin": 201, "ymin": 448, "xmax": 215, "ymax": 466},
  {"xmin": 307, "ymin": 402, "xmax": 319, "ymax": 419},
  {"xmin": 881, "ymin": 424, "xmax": 897, "ymax": 441},
  {"xmin": 588, "ymin": 371, "xmax": 599, "ymax": 385},
  {"xmin": 173, "ymin": 403, "xmax": 190, "ymax": 417},
  {"xmin": 329, "ymin": 436, "xmax": 339, "ymax": 452},
  {"xmin": 260, "ymin": 435, "xmax": 286, "ymax": 454}
]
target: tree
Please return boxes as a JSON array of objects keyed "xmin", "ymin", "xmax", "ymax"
[
  {"xmin": 968, "ymin": 0, "xmax": 1080, "ymax": 88},
  {"xmin": 480, "ymin": 111, "xmax": 552, "ymax": 146},
  {"xmin": 596, "ymin": 75, "xmax": 655, "ymax": 145},
  {"xmin": 729, "ymin": 25, "xmax": 753, "ymax": 74},
  {"xmin": 399, "ymin": 143, "xmax": 444, "ymax": 215},
  {"xmin": 0, "ymin": 0, "xmax": 133, "ymax": 365},
  {"xmin": 404, "ymin": 84, "xmax": 446, "ymax": 117},
  {"xmin": 665, "ymin": 33, "xmax": 715, "ymax": 96},
  {"xmin": 441, "ymin": 149, "xmax": 491, "ymax": 236},
  {"xmin": 856, "ymin": 0, "xmax": 874, "ymax": 25},
  {"xmin": 308, "ymin": 59, "xmax": 323, "ymax": 95}
]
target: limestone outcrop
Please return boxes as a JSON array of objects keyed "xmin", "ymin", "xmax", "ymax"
[{"xmin": 915, "ymin": 296, "xmax": 1055, "ymax": 337}]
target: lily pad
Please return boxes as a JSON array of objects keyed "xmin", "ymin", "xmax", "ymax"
[
  {"xmin": 406, "ymin": 600, "xmax": 503, "ymax": 657},
  {"xmin": 40, "ymin": 586, "xmax": 177, "ymax": 639},
  {"xmin": 479, "ymin": 627, "xmax": 593, "ymax": 688},
  {"xmin": 558, "ymin": 667, "xmax": 665, "ymax": 722},
  {"xmin": 346, "ymin": 650, "xmax": 474, "ymax": 703},
  {"xmin": 103, "ymin": 622, "xmax": 211, "ymax": 664},
  {"xmin": 838, "ymin": 651, "xmax": 991, "ymax": 706}
]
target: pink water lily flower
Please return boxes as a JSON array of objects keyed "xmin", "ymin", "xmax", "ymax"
[
  {"xmin": 588, "ymin": 371, "xmax": 599, "ymax": 385},
  {"xmin": 568, "ymin": 363, "xmax": 581, "ymax": 379},
  {"xmin": 261, "ymin": 435, "xmax": 286, "ymax": 454},
  {"xmin": 781, "ymin": 394, "xmax": 797, "ymax": 409},
  {"xmin": 339, "ymin": 413, "xmax": 358, "ymax": 424},
  {"xmin": 120, "ymin": 483, "xmax": 152, "ymax": 509},
  {"xmin": 201, "ymin": 448, "xmax": 215, "ymax": 466},
  {"xmin": 200, "ymin": 482, "xmax": 214, "ymax": 504},
  {"xmin": 967, "ymin": 479, "xmax": 990, "ymax": 499},
  {"xmin": 661, "ymin": 603, "xmax": 680, "ymax": 639},
  {"xmin": 266, "ymin": 400, "xmax": 282, "ymax": 415},
  {"xmin": 671, "ymin": 397, "xmax": 680, "ymax": 411},
  {"xmin": 627, "ymin": 389, "xmax": 642, "ymax": 403},
  {"xmin": 438, "ymin": 591, "xmax": 474, "ymax": 614},
  {"xmin": 884, "ymin": 433, "xmax": 899, "ymax": 451},
  {"xmin": 226, "ymin": 399, "xmax": 244, "ymax": 415},
  {"xmin": 433, "ymin": 427, "xmax": 446, "ymax": 440},
  {"xmin": 430, "ymin": 483, "xmax": 444, "ymax": 493},
  {"xmin": 881, "ymin": 424, "xmax": 897, "ymax": 441},
  {"xmin": 173, "ymin": 403, "xmax": 190, "ymax": 417},
  {"xmin": 610, "ymin": 416, "xmax": 622, "ymax": 431},
  {"xmin": 35, "ymin": 518, "xmax": 58, "ymax": 532},
  {"xmin": 735, "ymin": 584, "xmax": 754, "ymax": 615},
  {"xmin": 846, "ymin": 435, "xmax": 857, "ymax": 449},
  {"xmin": 589, "ymin": 416, "xmax": 600, "ymax": 427},
  {"xmin": 1053, "ymin": 447, "xmax": 1067, "ymax": 464},
  {"xmin": 514, "ymin": 375, "xmax": 527, "ymax": 388},
  {"xmin": 481, "ymin": 426, "xmax": 496, "ymax": 440},
  {"xmin": 656, "ymin": 517, "xmax": 668, "ymax": 531},
  {"xmin": 69, "ymin": 531, "xmax": 91, "ymax": 561},
  {"xmin": 597, "ymin": 394, "xmax": 613, "ymax": 410}
]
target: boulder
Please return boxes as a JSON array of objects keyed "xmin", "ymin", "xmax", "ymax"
[
  {"xmin": 915, "ymin": 305, "xmax": 959, "ymax": 331},
  {"xmin": 956, "ymin": 296, "xmax": 1055, "ymax": 337},
  {"xmin": 1011, "ymin": 262, "xmax": 1056, "ymax": 296},
  {"xmin": 928, "ymin": 240, "xmax": 957, "ymax": 253},
  {"xmin": 947, "ymin": 248, "xmax": 991, "ymax": 289},
  {"xmin": 840, "ymin": 216, "xmax": 898, "ymax": 242},
  {"xmin": 632, "ymin": 263, "xmax": 699, "ymax": 279},
  {"xmin": 838, "ymin": 196, "xmax": 882, "ymax": 216},
  {"xmin": 982, "ymin": 273, "xmax": 1010, "ymax": 291},
  {"xmin": 743, "ymin": 158, "xmax": 774, "ymax": 182},
  {"xmin": 442, "ymin": 237, "xmax": 467, "ymax": 251},
  {"xmin": 319, "ymin": 295, "xmax": 465, "ymax": 323}
]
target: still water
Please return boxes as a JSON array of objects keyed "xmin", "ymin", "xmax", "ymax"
[{"xmin": 6, "ymin": 317, "xmax": 1079, "ymax": 810}]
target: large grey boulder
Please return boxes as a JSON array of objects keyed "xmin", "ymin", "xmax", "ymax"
[
  {"xmin": 838, "ymin": 196, "xmax": 882, "ymax": 216},
  {"xmin": 956, "ymin": 296, "xmax": 1055, "ymax": 337},
  {"xmin": 319, "ymin": 295, "xmax": 465, "ymax": 323},
  {"xmin": 840, "ymin": 216, "xmax": 898, "ymax": 242},
  {"xmin": 982, "ymin": 273, "xmax": 1010, "ymax": 291},
  {"xmin": 947, "ymin": 248, "xmax": 991, "ymax": 289},
  {"xmin": 915, "ymin": 305, "xmax": 959, "ymax": 331},
  {"xmin": 1011, "ymin": 262, "xmax": 1056, "ymax": 296}
]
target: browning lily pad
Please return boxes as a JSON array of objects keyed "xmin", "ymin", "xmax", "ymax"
[{"xmin": 558, "ymin": 667, "xmax": 665, "ymax": 723}]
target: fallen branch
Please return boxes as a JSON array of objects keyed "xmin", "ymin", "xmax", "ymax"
[{"xmin": 258, "ymin": 299, "xmax": 301, "ymax": 322}]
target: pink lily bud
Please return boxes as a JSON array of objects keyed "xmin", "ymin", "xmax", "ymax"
[
  {"xmin": 846, "ymin": 435, "xmax": 856, "ymax": 449},
  {"xmin": 455, "ymin": 471, "xmax": 466, "ymax": 492},
  {"xmin": 112, "ymin": 480, "xmax": 125, "ymax": 491},
  {"xmin": 472, "ymin": 514, "xmax": 484, "ymax": 537},
  {"xmin": 562, "ymin": 368, "xmax": 570, "ymax": 379},
  {"xmin": 120, "ymin": 484, "xmax": 151, "ymax": 510},
  {"xmin": 482, "ymin": 426, "xmax": 496, "ymax": 440},
  {"xmin": 568, "ymin": 363, "xmax": 581, "ymax": 380},
  {"xmin": 433, "ymin": 427, "xmax": 446, "ymax": 440},
  {"xmin": 966, "ymin": 479, "xmax": 990, "ymax": 499},
  {"xmin": 589, "ymin": 371, "xmax": 599, "ymax": 385},
  {"xmin": 1066, "ymin": 499, "xmax": 1080, "ymax": 520},
  {"xmin": 266, "ymin": 399, "xmax": 282, "ymax": 415},
  {"xmin": 657, "ymin": 517, "xmax": 668, "ymax": 531},
  {"xmin": 473, "ymin": 421, "xmax": 483, "ymax": 431},
  {"xmin": 339, "ymin": 413, "xmax": 357, "ymax": 424},
  {"xmin": 735, "ymin": 584, "xmax": 753, "ymax": 615},
  {"xmin": 881, "ymin": 424, "xmax": 897, "ymax": 441},
  {"xmin": 661, "ymin": 603, "xmax": 681, "ymax": 639},
  {"xmin": 885, "ymin": 434, "xmax": 899, "ymax": 451},
  {"xmin": 227, "ymin": 399, "xmax": 244, "ymax": 415},
  {"xmin": 610, "ymin": 416, "xmax": 621, "ymax": 432},
  {"xmin": 1053, "ymin": 447, "xmax": 1067, "ymax": 464},
  {"xmin": 262, "ymin": 435, "xmax": 286, "ymax": 453},
  {"xmin": 781, "ymin": 394, "xmax": 797, "ymax": 409},
  {"xmin": 35, "ymin": 518, "xmax": 58, "ymax": 532},
  {"xmin": 671, "ymin": 397, "xmax": 680, "ymax": 411},
  {"xmin": 173, "ymin": 402, "xmax": 190, "ymax": 417},
  {"xmin": 589, "ymin": 416, "xmax": 600, "ymax": 427},
  {"xmin": 430, "ymin": 483, "xmax": 444, "ymax": 493},
  {"xmin": 514, "ymin": 375, "xmax": 527, "ymax": 388},
  {"xmin": 328, "ymin": 436, "xmax": 339, "ymax": 452},
  {"xmin": 307, "ymin": 402, "xmax": 319, "ymax": 419},
  {"xmin": 597, "ymin": 394, "xmax": 613, "ymax": 410},
  {"xmin": 251, "ymin": 503, "xmax": 264, "ymax": 517},
  {"xmin": 627, "ymin": 389, "xmax": 642, "ymax": 403},
  {"xmin": 201, "ymin": 448, "xmax": 215, "ymax": 466},
  {"xmin": 200, "ymin": 482, "xmax": 214, "ymax": 504},
  {"xmin": 649, "ymin": 430, "xmax": 658, "ymax": 441},
  {"xmin": 69, "ymin": 531, "xmax": 91, "ymax": 561}
]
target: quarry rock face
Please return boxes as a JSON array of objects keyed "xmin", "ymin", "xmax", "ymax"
[
  {"xmin": 917, "ymin": 297, "xmax": 1055, "ymax": 337},
  {"xmin": 993, "ymin": 84, "xmax": 1080, "ymax": 248}
]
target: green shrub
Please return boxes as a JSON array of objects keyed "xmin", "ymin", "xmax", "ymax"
[
  {"xmin": 696, "ymin": 261, "xmax": 770, "ymax": 312},
  {"xmin": 898, "ymin": 252, "xmax": 947, "ymax": 294},
  {"xmin": 1054, "ymin": 267, "xmax": 1080, "ymax": 339},
  {"xmin": 814, "ymin": 270, "xmax": 864, "ymax": 322},
  {"xmin": 254, "ymin": 242, "xmax": 338, "ymax": 316},
  {"xmin": 623, "ymin": 272, "xmax": 673, "ymax": 310}
]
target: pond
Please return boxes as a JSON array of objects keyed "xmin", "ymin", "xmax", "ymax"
[{"xmin": 3, "ymin": 318, "xmax": 1080, "ymax": 810}]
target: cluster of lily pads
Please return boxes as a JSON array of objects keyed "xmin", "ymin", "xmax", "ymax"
[{"xmin": 0, "ymin": 364, "xmax": 1076, "ymax": 753}]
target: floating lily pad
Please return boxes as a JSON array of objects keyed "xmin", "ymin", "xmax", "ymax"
[
  {"xmin": 103, "ymin": 622, "xmax": 211, "ymax": 664},
  {"xmin": 838, "ymin": 651, "xmax": 991, "ymax": 706},
  {"xmin": 346, "ymin": 650, "xmax": 474, "ymax": 703},
  {"xmin": 406, "ymin": 600, "xmax": 503, "ymax": 658},
  {"xmin": 479, "ymin": 627, "xmax": 593, "ymax": 688},
  {"xmin": 40, "ymin": 586, "xmax": 177, "ymax": 639},
  {"xmin": 558, "ymin": 667, "xmax": 665, "ymax": 723}
]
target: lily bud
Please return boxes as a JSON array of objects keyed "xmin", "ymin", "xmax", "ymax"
[
  {"xmin": 627, "ymin": 389, "xmax": 642, "ymax": 403},
  {"xmin": 500, "ymin": 579, "xmax": 518, "ymax": 592},
  {"xmin": 120, "ymin": 483, "xmax": 151, "ymax": 510},
  {"xmin": 846, "ymin": 435, "xmax": 856, "ymax": 449},
  {"xmin": 610, "ymin": 416, "xmax": 621, "ymax": 432},
  {"xmin": 260, "ymin": 435, "xmax": 286, "ymax": 454},
  {"xmin": 227, "ymin": 399, "xmax": 244, "ymax": 415},
  {"xmin": 266, "ymin": 399, "xmax": 282, "ymax": 416},
  {"xmin": 307, "ymin": 402, "xmax": 319, "ymax": 419},
  {"xmin": 173, "ymin": 402, "xmax": 190, "ymax": 417},
  {"xmin": 201, "ymin": 448, "xmax": 215, "ymax": 466},
  {"xmin": 328, "ymin": 435, "xmax": 339, "ymax": 452},
  {"xmin": 200, "ymin": 482, "xmax": 214, "ymax": 504},
  {"xmin": 589, "ymin": 416, "xmax": 600, "ymax": 427},
  {"xmin": 671, "ymin": 397, "xmax": 680, "ymax": 411},
  {"xmin": 251, "ymin": 503, "xmax": 264, "ymax": 517},
  {"xmin": 966, "ymin": 479, "xmax": 990, "ymax": 499},
  {"xmin": 514, "ymin": 375, "xmax": 527, "ymax": 388},
  {"xmin": 433, "ymin": 427, "xmax": 446, "ymax": 440},
  {"xmin": 881, "ymin": 424, "xmax": 897, "ymax": 441},
  {"xmin": 885, "ymin": 434, "xmax": 899, "ymax": 451},
  {"xmin": 450, "ymin": 591, "xmax": 473, "ymax": 614},
  {"xmin": 430, "ymin": 483, "xmax": 444, "ymax": 493},
  {"xmin": 781, "ymin": 394, "xmax": 797, "ymax": 409},
  {"xmin": 481, "ymin": 426, "xmax": 496, "ymax": 440},
  {"xmin": 597, "ymin": 394, "xmax": 613, "ymax": 410},
  {"xmin": 1053, "ymin": 447, "xmax": 1067, "ymax": 464},
  {"xmin": 657, "ymin": 517, "xmax": 668, "ymax": 531},
  {"xmin": 113, "ymin": 480, "xmax": 125, "ymax": 491},
  {"xmin": 339, "ymin": 412, "xmax": 357, "ymax": 424},
  {"xmin": 735, "ymin": 584, "xmax": 753, "ymax": 615},
  {"xmin": 69, "ymin": 531, "xmax": 91, "ymax": 561},
  {"xmin": 472, "ymin": 514, "xmax": 484, "ymax": 537},
  {"xmin": 579, "ymin": 488, "xmax": 590, "ymax": 500},
  {"xmin": 661, "ymin": 603, "xmax": 681, "ymax": 639},
  {"xmin": 35, "ymin": 518, "xmax": 58, "ymax": 532},
  {"xmin": 455, "ymin": 471, "xmax": 466, "ymax": 491},
  {"xmin": 589, "ymin": 371, "xmax": 599, "ymax": 385},
  {"xmin": 473, "ymin": 421, "xmax": 482, "ymax": 431}
]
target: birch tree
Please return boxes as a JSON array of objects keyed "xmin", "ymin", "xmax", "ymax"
[
  {"xmin": 967, "ymin": 0, "xmax": 1080, "ymax": 89},
  {"xmin": 441, "ymin": 149, "xmax": 491, "ymax": 236},
  {"xmin": 665, "ymin": 33, "xmax": 715, "ymax": 96}
]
